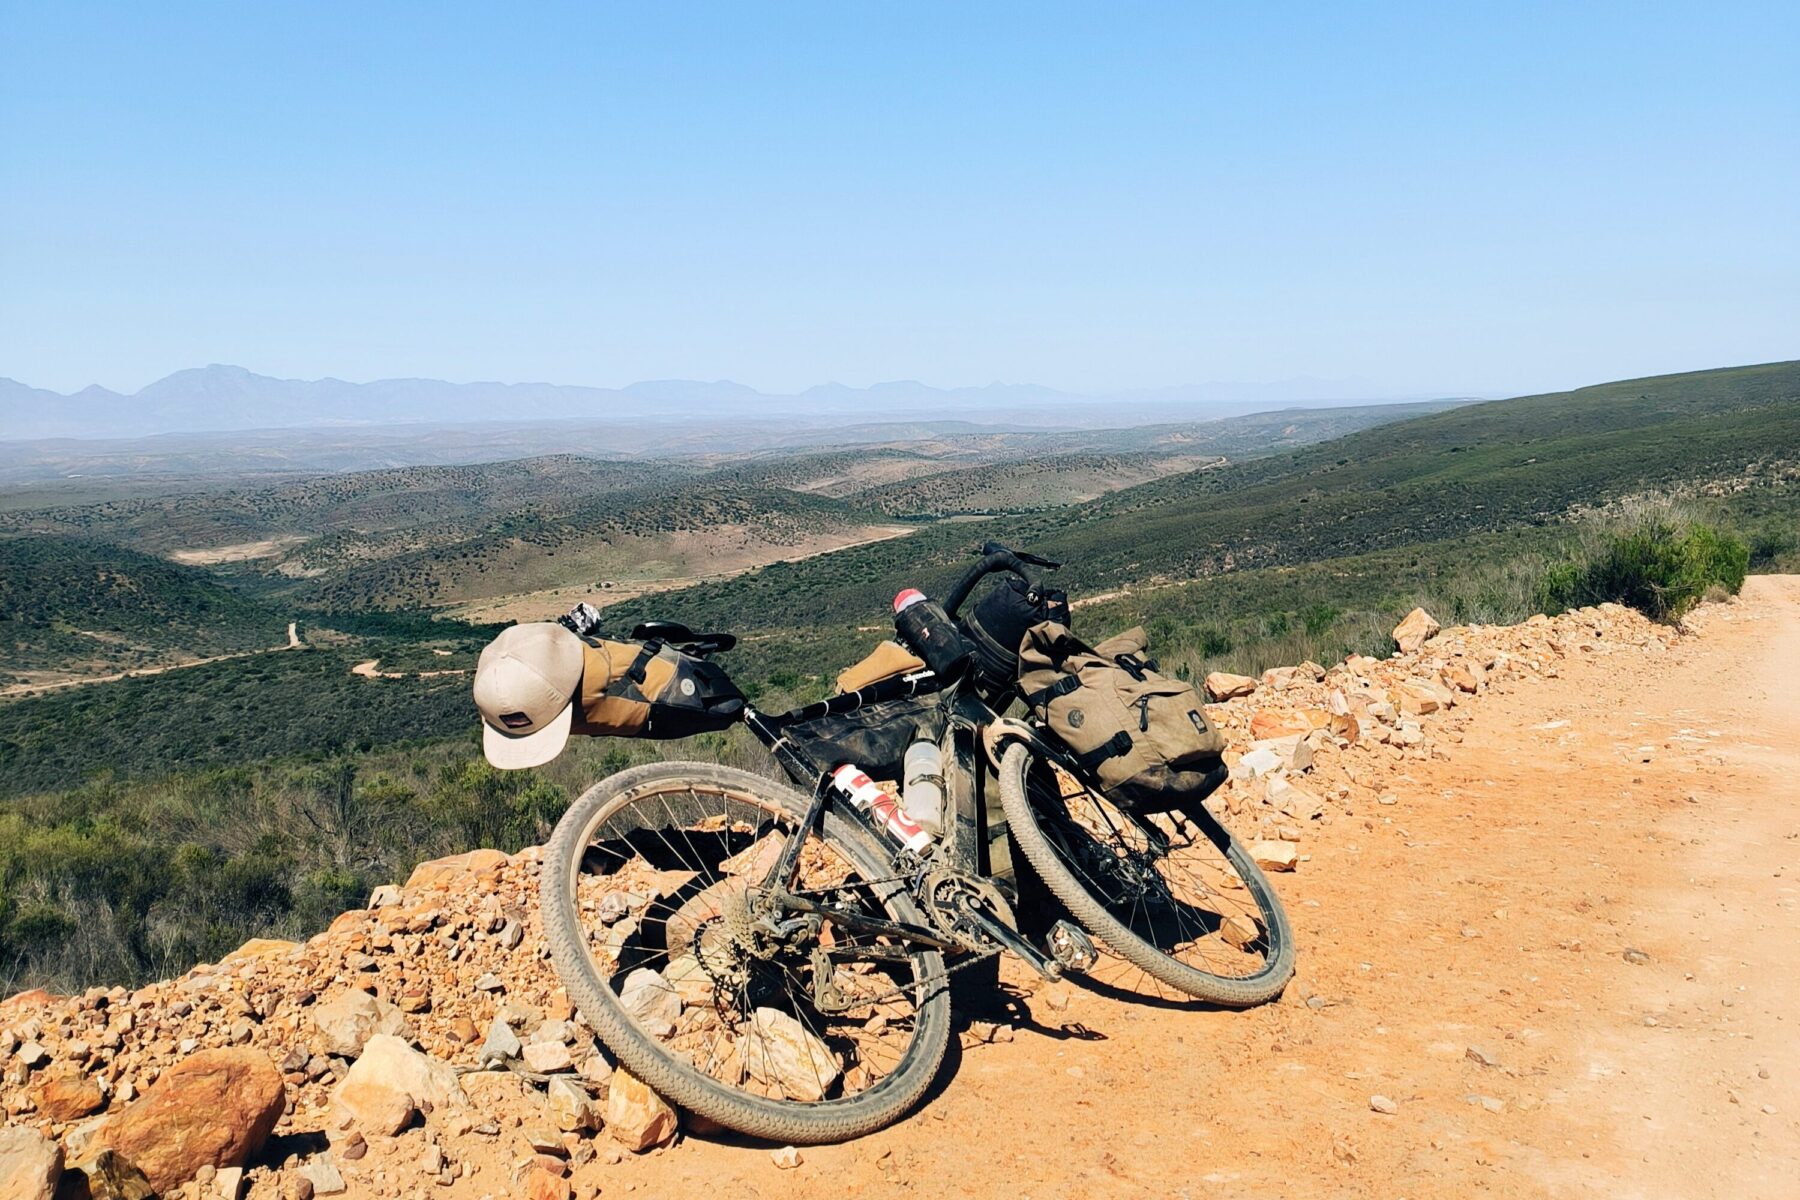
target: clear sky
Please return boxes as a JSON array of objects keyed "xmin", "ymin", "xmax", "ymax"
[{"xmin": 2, "ymin": 2, "xmax": 1795, "ymax": 398}]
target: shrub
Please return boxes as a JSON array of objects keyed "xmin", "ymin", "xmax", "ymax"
[{"xmin": 1537, "ymin": 515, "xmax": 1749, "ymax": 622}]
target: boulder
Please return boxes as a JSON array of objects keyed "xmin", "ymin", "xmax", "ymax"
[
  {"xmin": 1248, "ymin": 709, "xmax": 1315, "ymax": 741},
  {"xmin": 664, "ymin": 955, "xmax": 715, "ymax": 1006},
  {"xmin": 1441, "ymin": 660, "xmax": 1486, "ymax": 694},
  {"xmin": 97, "ymin": 1048, "xmax": 284, "ymax": 1195},
  {"xmin": 333, "ymin": 1035, "xmax": 465, "ymax": 1136},
  {"xmin": 34, "ymin": 1065, "xmax": 105, "ymax": 1121},
  {"xmin": 1249, "ymin": 734, "xmax": 1314, "ymax": 773},
  {"xmin": 0, "ymin": 1127, "xmax": 62, "ymax": 1200},
  {"xmin": 1265, "ymin": 776, "xmax": 1325, "ymax": 821},
  {"xmin": 1204, "ymin": 672, "xmax": 1258, "ymax": 701},
  {"xmin": 480, "ymin": 1016, "xmax": 522, "ymax": 1065},
  {"xmin": 311, "ymin": 991, "xmax": 404, "ymax": 1058},
  {"xmin": 521, "ymin": 1041, "xmax": 573, "ymax": 1074},
  {"xmin": 1395, "ymin": 677, "xmax": 1455, "ymax": 715},
  {"xmin": 619, "ymin": 969, "xmax": 682, "ymax": 1038},
  {"xmin": 404, "ymin": 848, "xmax": 509, "ymax": 891},
  {"xmin": 605, "ymin": 1067, "xmax": 677, "ymax": 1151},
  {"xmin": 1219, "ymin": 914, "xmax": 1261, "ymax": 950},
  {"xmin": 742, "ymin": 1007, "xmax": 841, "ymax": 1102},
  {"xmin": 1250, "ymin": 841, "xmax": 1298, "ymax": 872},
  {"xmin": 1259, "ymin": 664, "xmax": 1322, "ymax": 690},
  {"xmin": 546, "ymin": 1077, "xmax": 597, "ymax": 1133},
  {"xmin": 1231, "ymin": 747, "xmax": 1285, "ymax": 781},
  {"xmin": 69, "ymin": 1148, "xmax": 154, "ymax": 1200},
  {"xmin": 1392, "ymin": 607, "xmax": 1441, "ymax": 654}
]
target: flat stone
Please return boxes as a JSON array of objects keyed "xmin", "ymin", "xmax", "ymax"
[{"xmin": 0, "ymin": 1127, "xmax": 63, "ymax": 1200}]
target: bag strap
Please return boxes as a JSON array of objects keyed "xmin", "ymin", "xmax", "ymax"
[
  {"xmin": 1070, "ymin": 730, "xmax": 1133, "ymax": 770},
  {"xmin": 1113, "ymin": 652, "xmax": 1149, "ymax": 681},
  {"xmin": 626, "ymin": 641, "xmax": 662, "ymax": 687},
  {"xmin": 1023, "ymin": 674, "xmax": 1082, "ymax": 710}
]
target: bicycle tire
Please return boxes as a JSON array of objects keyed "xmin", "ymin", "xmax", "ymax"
[
  {"xmin": 997, "ymin": 742, "xmax": 1295, "ymax": 1005},
  {"xmin": 540, "ymin": 761, "xmax": 952, "ymax": 1144}
]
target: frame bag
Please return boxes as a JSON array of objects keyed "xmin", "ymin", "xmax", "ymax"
[{"xmin": 1016, "ymin": 621, "xmax": 1226, "ymax": 809}]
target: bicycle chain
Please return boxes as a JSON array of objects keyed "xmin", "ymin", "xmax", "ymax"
[{"xmin": 781, "ymin": 869, "xmax": 1004, "ymax": 1011}]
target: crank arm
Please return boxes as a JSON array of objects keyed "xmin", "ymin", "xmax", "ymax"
[{"xmin": 951, "ymin": 894, "xmax": 1063, "ymax": 980}]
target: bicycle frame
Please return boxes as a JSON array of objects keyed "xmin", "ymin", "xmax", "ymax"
[{"xmin": 726, "ymin": 671, "xmax": 1064, "ymax": 974}]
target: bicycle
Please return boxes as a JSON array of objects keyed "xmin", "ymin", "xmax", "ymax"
[{"xmin": 537, "ymin": 545, "xmax": 1295, "ymax": 1143}]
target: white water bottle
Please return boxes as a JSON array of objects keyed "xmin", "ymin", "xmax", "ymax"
[{"xmin": 902, "ymin": 740, "xmax": 946, "ymax": 837}]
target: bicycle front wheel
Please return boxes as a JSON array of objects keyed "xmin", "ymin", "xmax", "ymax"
[
  {"xmin": 997, "ymin": 742, "xmax": 1295, "ymax": 1005},
  {"xmin": 540, "ymin": 761, "xmax": 951, "ymax": 1144}
]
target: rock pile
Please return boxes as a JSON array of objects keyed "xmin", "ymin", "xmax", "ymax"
[{"xmin": 0, "ymin": 601, "xmax": 1679, "ymax": 1198}]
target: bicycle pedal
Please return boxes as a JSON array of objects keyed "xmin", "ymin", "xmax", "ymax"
[{"xmin": 1047, "ymin": 920, "xmax": 1099, "ymax": 974}]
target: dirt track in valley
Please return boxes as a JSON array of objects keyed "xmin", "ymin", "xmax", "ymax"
[{"xmin": 608, "ymin": 577, "xmax": 1800, "ymax": 1199}]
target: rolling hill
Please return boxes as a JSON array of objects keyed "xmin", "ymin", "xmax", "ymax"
[
  {"xmin": 599, "ymin": 361, "xmax": 1800, "ymax": 634},
  {"xmin": 0, "ymin": 535, "xmax": 289, "ymax": 682}
]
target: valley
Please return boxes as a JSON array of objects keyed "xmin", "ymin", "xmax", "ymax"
[{"xmin": 0, "ymin": 362, "xmax": 1795, "ymax": 999}]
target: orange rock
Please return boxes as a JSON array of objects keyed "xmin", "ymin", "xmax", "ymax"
[
  {"xmin": 1204, "ymin": 671, "xmax": 1258, "ymax": 701},
  {"xmin": 527, "ymin": 1166, "xmax": 572, "ymax": 1200},
  {"xmin": 225, "ymin": 939, "xmax": 300, "ymax": 963},
  {"xmin": 34, "ymin": 1067, "xmax": 104, "ymax": 1122},
  {"xmin": 1248, "ymin": 709, "xmax": 1315, "ymax": 741},
  {"xmin": 405, "ymin": 849, "xmax": 510, "ymax": 891},
  {"xmin": 99, "ymin": 1048, "xmax": 284, "ymax": 1194}
]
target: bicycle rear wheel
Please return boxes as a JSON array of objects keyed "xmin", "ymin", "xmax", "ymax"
[
  {"xmin": 540, "ymin": 761, "xmax": 951, "ymax": 1144},
  {"xmin": 997, "ymin": 742, "xmax": 1294, "ymax": 1005}
]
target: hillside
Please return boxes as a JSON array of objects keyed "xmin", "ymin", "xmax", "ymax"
[
  {"xmin": 0, "ymin": 536, "xmax": 289, "ymax": 683},
  {"xmin": 604, "ymin": 361, "xmax": 1800, "ymax": 633},
  {"xmin": 2, "ymin": 584, "xmax": 1793, "ymax": 1198},
  {"xmin": 0, "ymin": 456, "xmax": 677, "ymax": 558}
]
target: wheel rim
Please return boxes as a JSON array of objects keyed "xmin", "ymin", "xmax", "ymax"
[
  {"xmin": 566, "ymin": 779, "xmax": 933, "ymax": 1107},
  {"xmin": 1021, "ymin": 759, "xmax": 1279, "ymax": 983}
]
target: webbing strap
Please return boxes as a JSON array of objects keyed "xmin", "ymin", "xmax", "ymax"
[
  {"xmin": 1023, "ymin": 674, "xmax": 1082, "ymax": 710},
  {"xmin": 626, "ymin": 641, "xmax": 661, "ymax": 687},
  {"xmin": 1071, "ymin": 730, "xmax": 1133, "ymax": 769}
]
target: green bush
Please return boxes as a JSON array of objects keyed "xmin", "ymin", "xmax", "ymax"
[{"xmin": 1537, "ymin": 516, "xmax": 1749, "ymax": 622}]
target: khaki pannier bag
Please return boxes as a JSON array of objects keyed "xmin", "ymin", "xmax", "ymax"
[
  {"xmin": 1017, "ymin": 621, "xmax": 1227, "ymax": 809},
  {"xmin": 572, "ymin": 635, "xmax": 746, "ymax": 739}
]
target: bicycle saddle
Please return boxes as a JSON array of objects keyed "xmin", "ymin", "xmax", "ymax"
[{"xmin": 631, "ymin": 621, "xmax": 737, "ymax": 655}]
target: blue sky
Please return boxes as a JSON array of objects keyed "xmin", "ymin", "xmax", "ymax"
[{"xmin": 2, "ymin": 2, "xmax": 1795, "ymax": 398}]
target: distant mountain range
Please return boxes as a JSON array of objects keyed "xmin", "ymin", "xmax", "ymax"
[{"xmin": 0, "ymin": 364, "xmax": 1440, "ymax": 441}]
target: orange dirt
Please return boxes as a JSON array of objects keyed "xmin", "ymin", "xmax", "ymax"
[{"xmin": 601, "ymin": 577, "xmax": 1800, "ymax": 1198}]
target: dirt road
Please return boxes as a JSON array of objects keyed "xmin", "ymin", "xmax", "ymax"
[{"xmin": 605, "ymin": 577, "xmax": 1800, "ymax": 1199}]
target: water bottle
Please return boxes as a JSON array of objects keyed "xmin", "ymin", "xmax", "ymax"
[
  {"xmin": 830, "ymin": 764, "xmax": 933, "ymax": 853},
  {"xmin": 902, "ymin": 739, "xmax": 945, "ymax": 837},
  {"xmin": 893, "ymin": 588, "xmax": 971, "ymax": 680}
]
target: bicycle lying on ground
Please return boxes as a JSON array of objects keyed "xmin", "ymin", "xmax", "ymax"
[{"xmin": 538, "ymin": 545, "xmax": 1295, "ymax": 1143}]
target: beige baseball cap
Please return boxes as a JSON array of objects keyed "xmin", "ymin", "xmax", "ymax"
[{"xmin": 473, "ymin": 623, "xmax": 585, "ymax": 769}]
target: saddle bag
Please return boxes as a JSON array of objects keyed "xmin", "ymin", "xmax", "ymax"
[
  {"xmin": 1016, "ymin": 621, "xmax": 1226, "ymax": 809},
  {"xmin": 960, "ymin": 574, "xmax": 1071, "ymax": 695},
  {"xmin": 573, "ymin": 635, "xmax": 746, "ymax": 739}
]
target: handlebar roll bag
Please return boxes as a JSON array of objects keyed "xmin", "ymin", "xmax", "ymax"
[
  {"xmin": 961, "ymin": 575, "xmax": 1071, "ymax": 694},
  {"xmin": 572, "ymin": 635, "xmax": 746, "ymax": 739}
]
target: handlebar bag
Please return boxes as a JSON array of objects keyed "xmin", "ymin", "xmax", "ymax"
[
  {"xmin": 1016, "ymin": 621, "xmax": 1226, "ymax": 810},
  {"xmin": 572, "ymin": 635, "xmax": 746, "ymax": 739},
  {"xmin": 960, "ymin": 574, "xmax": 1071, "ymax": 694}
]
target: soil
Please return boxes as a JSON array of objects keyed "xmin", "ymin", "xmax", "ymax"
[{"xmin": 600, "ymin": 577, "xmax": 1800, "ymax": 1198}]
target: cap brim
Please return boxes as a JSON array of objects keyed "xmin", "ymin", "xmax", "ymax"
[{"xmin": 482, "ymin": 699, "xmax": 575, "ymax": 770}]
